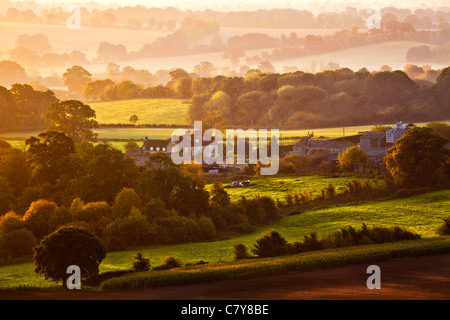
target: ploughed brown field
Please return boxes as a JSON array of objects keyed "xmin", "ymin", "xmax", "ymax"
[{"xmin": 2, "ymin": 254, "xmax": 449, "ymax": 300}]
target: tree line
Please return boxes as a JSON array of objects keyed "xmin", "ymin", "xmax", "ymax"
[
  {"xmin": 0, "ymin": 128, "xmax": 282, "ymax": 262},
  {"xmin": 1, "ymin": 118, "xmax": 448, "ymax": 263},
  {"xmin": 1, "ymin": 65, "xmax": 449, "ymax": 133},
  {"xmin": 3, "ymin": 5, "xmax": 449, "ymax": 30}
]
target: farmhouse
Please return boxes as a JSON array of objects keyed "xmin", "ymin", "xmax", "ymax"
[
  {"xmin": 359, "ymin": 131, "xmax": 387, "ymax": 163},
  {"xmin": 141, "ymin": 137, "xmax": 172, "ymax": 153},
  {"xmin": 359, "ymin": 122, "xmax": 412, "ymax": 163},
  {"xmin": 291, "ymin": 139, "xmax": 354, "ymax": 162},
  {"xmin": 386, "ymin": 121, "xmax": 413, "ymax": 147}
]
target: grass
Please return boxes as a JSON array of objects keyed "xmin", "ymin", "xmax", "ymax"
[
  {"xmin": 0, "ymin": 189, "xmax": 448, "ymax": 289},
  {"xmin": 88, "ymin": 99, "xmax": 190, "ymax": 126},
  {"xmin": 99, "ymin": 238, "xmax": 450, "ymax": 290},
  {"xmin": 206, "ymin": 174, "xmax": 381, "ymax": 201},
  {"xmin": 99, "ymin": 189, "xmax": 449, "ymax": 269},
  {"xmin": 1, "ymin": 121, "xmax": 447, "ymax": 143}
]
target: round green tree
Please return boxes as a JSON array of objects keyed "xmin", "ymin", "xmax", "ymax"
[
  {"xmin": 385, "ymin": 126, "xmax": 449, "ymax": 187},
  {"xmin": 33, "ymin": 226, "xmax": 106, "ymax": 286},
  {"xmin": 337, "ymin": 146, "xmax": 369, "ymax": 172}
]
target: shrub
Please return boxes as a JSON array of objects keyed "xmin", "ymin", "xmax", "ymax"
[
  {"xmin": 0, "ymin": 228, "xmax": 37, "ymax": 261},
  {"xmin": 284, "ymin": 193, "xmax": 294, "ymax": 206},
  {"xmin": 23, "ymin": 200, "xmax": 57, "ymax": 239},
  {"xmin": 346, "ymin": 178, "xmax": 363, "ymax": 193},
  {"xmin": 124, "ymin": 142, "xmax": 140, "ymax": 153},
  {"xmin": 133, "ymin": 252, "xmax": 150, "ymax": 272},
  {"xmin": 248, "ymin": 225, "xmax": 422, "ymax": 260},
  {"xmin": 197, "ymin": 216, "xmax": 218, "ymax": 240},
  {"xmin": 0, "ymin": 211, "xmax": 25, "ymax": 232},
  {"xmin": 437, "ymin": 218, "xmax": 450, "ymax": 236},
  {"xmin": 252, "ymin": 230, "xmax": 289, "ymax": 258},
  {"xmin": 103, "ymin": 209, "xmax": 157, "ymax": 250},
  {"xmin": 112, "ymin": 188, "xmax": 142, "ymax": 219},
  {"xmin": 153, "ymin": 256, "xmax": 183, "ymax": 270},
  {"xmin": 324, "ymin": 181, "xmax": 336, "ymax": 199},
  {"xmin": 301, "ymin": 232, "xmax": 324, "ymax": 252},
  {"xmin": 394, "ymin": 189, "xmax": 411, "ymax": 198},
  {"xmin": 233, "ymin": 243, "xmax": 250, "ymax": 260}
]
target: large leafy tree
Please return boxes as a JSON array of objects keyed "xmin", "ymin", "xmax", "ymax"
[
  {"xmin": 136, "ymin": 153, "xmax": 209, "ymax": 218},
  {"xmin": 25, "ymin": 131, "xmax": 76, "ymax": 187},
  {"xmin": 9, "ymin": 84, "xmax": 59, "ymax": 129},
  {"xmin": 385, "ymin": 127, "xmax": 449, "ymax": 187},
  {"xmin": 432, "ymin": 66, "xmax": 450, "ymax": 118},
  {"xmin": 45, "ymin": 100, "xmax": 99, "ymax": 143},
  {"xmin": 67, "ymin": 142, "xmax": 140, "ymax": 203},
  {"xmin": 0, "ymin": 60, "xmax": 28, "ymax": 87},
  {"xmin": 33, "ymin": 226, "xmax": 106, "ymax": 286},
  {"xmin": 0, "ymin": 148, "xmax": 31, "ymax": 196},
  {"xmin": 63, "ymin": 65, "xmax": 92, "ymax": 96},
  {"xmin": 209, "ymin": 181, "xmax": 230, "ymax": 207}
]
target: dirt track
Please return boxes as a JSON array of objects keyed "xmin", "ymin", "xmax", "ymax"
[{"xmin": 2, "ymin": 254, "xmax": 450, "ymax": 300}]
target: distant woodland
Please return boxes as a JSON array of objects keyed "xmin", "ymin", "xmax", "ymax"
[
  {"xmin": 2, "ymin": 4, "xmax": 450, "ymax": 29},
  {"xmin": 1, "ymin": 3, "xmax": 449, "ymax": 131},
  {"xmin": 1, "ymin": 64, "xmax": 449, "ymax": 131},
  {"xmin": 2, "ymin": 6, "xmax": 450, "ymax": 70}
]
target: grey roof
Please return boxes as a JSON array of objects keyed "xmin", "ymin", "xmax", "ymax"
[
  {"xmin": 361, "ymin": 131, "xmax": 386, "ymax": 139},
  {"xmin": 142, "ymin": 138, "xmax": 170, "ymax": 150},
  {"xmin": 294, "ymin": 139, "xmax": 354, "ymax": 149},
  {"xmin": 361, "ymin": 148, "xmax": 386, "ymax": 156}
]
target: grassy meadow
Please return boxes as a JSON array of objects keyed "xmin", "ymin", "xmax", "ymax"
[
  {"xmin": 206, "ymin": 174, "xmax": 378, "ymax": 201},
  {"xmin": 88, "ymin": 99, "xmax": 190, "ymax": 126},
  {"xmin": 0, "ymin": 189, "xmax": 448, "ymax": 289}
]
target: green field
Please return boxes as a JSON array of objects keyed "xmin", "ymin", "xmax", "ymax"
[
  {"xmin": 206, "ymin": 175, "xmax": 376, "ymax": 201},
  {"xmin": 1, "ymin": 121, "xmax": 447, "ymax": 143},
  {"xmin": 88, "ymin": 99, "xmax": 190, "ymax": 126},
  {"xmin": 0, "ymin": 189, "xmax": 448, "ymax": 289}
]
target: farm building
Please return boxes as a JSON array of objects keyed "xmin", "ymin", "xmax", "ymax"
[
  {"xmin": 385, "ymin": 121, "xmax": 413, "ymax": 147},
  {"xmin": 359, "ymin": 121, "xmax": 412, "ymax": 163},
  {"xmin": 291, "ymin": 139, "xmax": 354, "ymax": 163},
  {"xmin": 141, "ymin": 137, "xmax": 172, "ymax": 153},
  {"xmin": 359, "ymin": 131, "xmax": 387, "ymax": 163},
  {"xmin": 292, "ymin": 140, "xmax": 354, "ymax": 156}
]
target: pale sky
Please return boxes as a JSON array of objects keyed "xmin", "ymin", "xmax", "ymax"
[{"xmin": 6, "ymin": 0, "xmax": 450, "ymax": 12}]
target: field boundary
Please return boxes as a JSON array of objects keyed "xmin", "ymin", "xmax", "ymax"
[{"xmin": 99, "ymin": 238, "xmax": 450, "ymax": 291}]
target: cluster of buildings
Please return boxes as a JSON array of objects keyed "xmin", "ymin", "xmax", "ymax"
[
  {"xmin": 290, "ymin": 122, "xmax": 414, "ymax": 166},
  {"xmin": 126, "ymin": 122, "xmax": 416, "ymax": 173}
]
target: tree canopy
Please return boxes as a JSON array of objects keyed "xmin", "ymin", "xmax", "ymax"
[
  {"xmin": 385, "ymin": 126, "xmax": 449, "ymax": 187},
  {"xmin": 33, "ymin": 226, "xmax": 106, "ymax": 285},
  {"xmin": 45, "ymin": 100, "xmax": 99, "ymax": 143}
]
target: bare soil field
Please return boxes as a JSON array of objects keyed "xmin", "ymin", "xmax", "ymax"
[{"xmin": 2, "ymin": 254, "xmax": 449, "ymax": 300}]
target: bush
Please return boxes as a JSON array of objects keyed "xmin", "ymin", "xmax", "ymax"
[
  {"xmin": 153, "ymin": 256, "xmax": 183, "ymax": 270},
  {"xmin": 346, "ymin": 178, "xmax": 363, "ymax": 193},
  {"xmin": 437, "ymin": 218, "xmax": 450, "ymax": 236},
  {"xmin": 394, "ymin": 189, "xmax": 412, "ymax": 198},
  {"xmin": 252, "ymin": 230, "xmax": 289, "ymax": 258},
  {"xmin": 249, "ymin": 225, "xmax": 422, "ymax": 259},
  {"xmin": 323, "ymin": 181, "xmax": 336, "ymax": 199},
  {"xmin": 233, "ymin": 243, "xmax": 250, "ymax": 260},
  {"xmin": 300, "ymin": 232, "xmax": 324, "ymax": 251},
  {"xmin": 103, "ymin": 209, "xmax": 158, "ymax": 250},
  {"xmin": 23, "ymin": 200, "xmax": 57, "ymax": 239},
  {"xmin": 197, "ymin": 216, "xmax": 218, "ymax": 240},
  {"xmin": 133, "ymin": 252, "xmax": 150, "ymax": 272},
  {"xmin": 0, "ymin": 228, "xmax": 37, "ymax": 261}
]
